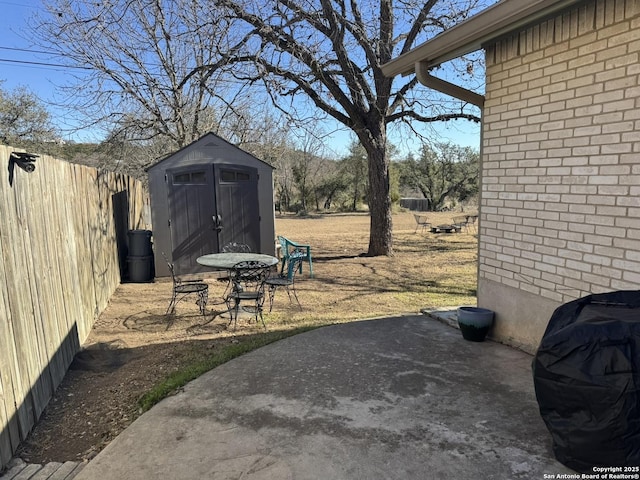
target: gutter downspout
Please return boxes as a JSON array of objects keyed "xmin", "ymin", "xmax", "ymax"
[{"xmin": 415, "ymin": 62, "xmax": 484, "ymax": 108}]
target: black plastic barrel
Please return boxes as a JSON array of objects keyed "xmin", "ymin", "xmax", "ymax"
[
  {"xmin": 127, "ymin": 230, "xmax": 154, "ymax": 282},
  {"xmin": 127, "ymin": 255, "xmax": 154, "ymax": 282},
  {"xmin": 127, "ymin": 230, "xmax": 153, "ymax": 256}
]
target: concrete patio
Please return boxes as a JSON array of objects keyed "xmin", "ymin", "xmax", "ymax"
[{"xmin": 64, "ymin": 314, "xmax": 573, "ymax": 479}]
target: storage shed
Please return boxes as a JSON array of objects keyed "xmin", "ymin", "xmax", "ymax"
[{"xmin": 147, "ymin": 132, "xmax": 276, "ymax": 277}]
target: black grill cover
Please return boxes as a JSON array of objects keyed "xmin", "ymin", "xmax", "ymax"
[{"xmin": 532, "ymin": 290, "xmax": 640, "ymax": 472}]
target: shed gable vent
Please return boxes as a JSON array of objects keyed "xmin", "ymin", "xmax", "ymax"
[{"xmin": 204, "ymin": 141, "xmax": 219, "ymax": 147}]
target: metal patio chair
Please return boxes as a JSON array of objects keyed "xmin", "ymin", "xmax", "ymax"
[
  {"xmin": 452, "ymin": 214, "xmax": 478, "ymax": 233},
  {"xmin": 162, "ymin": 252, "xmax": 208, "ymax": 316},
  {"xmin": 221, "ymin": 242, "xmax": 252, "ymax": 253},
  {"xmin": 451, "ymin": 215, "xmax": 469, "ymax": 232},
  {"xmin": 413, "ymin": 214, "xmax": 431, "ymax": 233},
  {"xmin": 265, "ymin": 255, "xmax": 304, "ymax": 312},
  {"xmin": 225, "ymin": 260, "xmax": 270, "ymax": 330},
  {"xmin": 217, "ymin": 242, "xmax": 253, "ymax": 297}
]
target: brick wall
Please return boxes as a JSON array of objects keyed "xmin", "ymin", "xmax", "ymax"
[{"xmin": 481, "ymin": 0, "xmax": 640, "ymax": 313}]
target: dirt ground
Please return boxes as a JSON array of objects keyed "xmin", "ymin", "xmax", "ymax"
[{"xmin": 15, "ymin": 211, "xmax": 478, "ymax": 464}]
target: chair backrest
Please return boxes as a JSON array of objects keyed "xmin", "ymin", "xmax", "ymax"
[
  {"xmin": 414, "ymin": 214, "xmax": 428, "ymax": 224},
  {"xmin": 222, "ymin": 242, "xmax": 252, "ymax": 253},
  {"xmin": 278, "ymin": 235, "xmax": 310, "ymax": 258},
  {"xmin": 285, "ymin": 255, "xmax": 305, "ymax": 281},
  {"xmin": 161, "ymin": 252, "xmax": 179, "ymax": 286},
  {"xmin": 277, "ymin": 236, "xmax": 289, "ymax": 257},
  {"xmin": 230, "ymin": 261, "xmax": 270, "ymax": 292}
]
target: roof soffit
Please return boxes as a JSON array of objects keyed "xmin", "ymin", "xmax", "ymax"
[{"xmin": 382, "ymin": 0, "xmax": 587, "ymax": 77}]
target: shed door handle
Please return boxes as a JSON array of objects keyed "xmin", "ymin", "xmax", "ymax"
[{"xmin": 213, "ymin": 215, "xmax": 223, "ymax": 231}]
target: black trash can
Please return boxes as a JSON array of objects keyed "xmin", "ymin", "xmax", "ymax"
[
  {"xmin": 532, "ymin": 290, "xmax": 640, "ymax": 472},
  {"xmin": 127, "ymin": 255, "xmax": 154, "ymax": 282},
  {"xmin": 126, "ymin": 230, "xmax": 154, "ymax": 282},
  {"xmin": 127, "ymin": 229, "xmax": 153, "ymax": 256}
]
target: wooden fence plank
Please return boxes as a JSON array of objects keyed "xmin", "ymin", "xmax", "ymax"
[
  {"xmin": 74, "ymin": 167, "xmax": 98, "ymax": 342},
  {"xmin": 0, "ymin": 149, "xmax": 37, "ymax": 441},
  {"xmin": 13, "ymin": 160, "xmax": 54, "ymax": 419},
  {"xmin": 41, "ymin": 158, "xmax": 69, "ymax": 386},
  {"xmin": 0, "ymin": 147, "xmax": 23, "ymax": 462},
  {"xmin": 54, "ymin": 163, "xmax": 82, "ymax": 370}
]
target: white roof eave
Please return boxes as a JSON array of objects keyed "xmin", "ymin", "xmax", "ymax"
[{"xmin": 381, "ymin": 0, "xmax": 586, "ymax": 77}]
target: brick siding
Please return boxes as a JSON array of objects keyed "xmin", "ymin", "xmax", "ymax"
[{"xmin": 481, "ymin": 0, "xmax": 640, "ymax": 303}]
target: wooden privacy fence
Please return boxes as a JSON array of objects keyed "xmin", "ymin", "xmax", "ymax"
[
  {"xmin": 400, "ymin": 198, "xmax": 431, "ymax": 212},
  {"xmin": 0, "ymin": 145, "xmax": 150, "ymax": 468}
]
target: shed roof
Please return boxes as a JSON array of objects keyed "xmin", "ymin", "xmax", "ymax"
[
  {"xmin": 146, "ymin": 132, "xmax": 274, "ymax": 172},
  {"xmin": 381, "ymin": 0, "xmax": 585, "ymax": 77}
]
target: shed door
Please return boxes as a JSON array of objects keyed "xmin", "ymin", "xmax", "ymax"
[
  {"xmin": 215, "ymin": 165, "xmax": 260, "ymax": 252},
  {"xmin": 167, "ymin": 167, "xmax": 218, "ymax": 274},
  {"xmin": 167, "ymin": 164, "xmax": 261, "ymax": 275}
]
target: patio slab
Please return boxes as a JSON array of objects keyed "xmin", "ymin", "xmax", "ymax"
[{"xmin": 72, "ymin": 315, "xmax": 574, "ymax": 479}]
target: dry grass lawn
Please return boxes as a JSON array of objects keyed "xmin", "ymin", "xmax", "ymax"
[
  {"xmin": 88, "ymin": 210, "xmax": 479, "ymax": 347},
  {"xmin": 16, "ymin": 210, "xmax": 478, "ymax": 464},
  {"xmin": 269, "ymin": 211, "xmax": 478, "ymax": 327}
]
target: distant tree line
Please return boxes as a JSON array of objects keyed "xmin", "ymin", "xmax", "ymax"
[
  {"xmin": 257, "ymin": 134, "xmax": 478, "ymax": 215},
  {"xmin": 397, "ymin": 142, "xmax": 479, "ymax": 212}
]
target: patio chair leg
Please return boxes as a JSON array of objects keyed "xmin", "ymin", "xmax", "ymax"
[
  {"xmin": 280, "ymin": 258, "xmax": 287, "ymax": 275},
  {"xmin": 291, "ymin": 287, "xmax": 301, "ymax": 310},
  {"xmin": 166, "ymin": 294, "xmax": 177, "ymax": 315},
  {"xmin": 231, "ymin": 302, "xmax": 240, "ymax": 331},
  {"xmin": 268, "ymin": 285, "xmax": 276, "ymax": 312},
  {"xmin": 225, "ymin": 297, "xmax": 239, "ymax": 330},
  {"xmin": 196, "ymin": 290, "xmax": 208, "ymax": 316},
  {"xmin": 307, "ymin": 258, "xmax": 313, "ymax": 278}
]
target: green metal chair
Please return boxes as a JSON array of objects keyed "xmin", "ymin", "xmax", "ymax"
[{"xmin": 265, "ymin": 255, "xmax": 304, "ymax": 312}]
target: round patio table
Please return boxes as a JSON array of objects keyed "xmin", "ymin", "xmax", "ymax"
[
  {"xmin": 196, "ymin": 252, "xmax": 279, "ymax": 270},
  {"xmin": 197, "ymin": 252, "xmax": 280, "ymax": 325}
]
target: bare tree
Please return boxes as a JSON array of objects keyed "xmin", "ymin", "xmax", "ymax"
[
  {"xmin": 31, "ymin": 0, "xmax": 484, "ymax": 254},
  {"xmin": 33, "ymin": 0, "xmax": 250, "ymax": 150},
  {"xmin": 210, "ymin": 0, "xmax": 484, "ymax": 255},
  {"xmin": 234, "ymin": 109, "xmax": 300, "ymax": 213},
  {"xmin": 290, "ymin": 130, "xmax": 330, "ymax": 212},
  {"xmin": 0, "ymin": 83, "xmax": 59, "ymax": 150}
]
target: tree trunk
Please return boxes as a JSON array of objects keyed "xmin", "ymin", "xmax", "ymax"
[
  {"xmin": 362, "ymin": 125, "xmax": 393, "ymax": 256},
  {"xmin": 352, "ymin": 183, "xmax": 359, "ymax": 211}
]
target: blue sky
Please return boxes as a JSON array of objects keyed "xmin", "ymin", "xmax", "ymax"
[
  {"xmin": 0, "ymin": 0, "xmax": 481, "ymax": 152},
  {"xmin": 1, "ymin": 1, "xmax": 48, "ymax": 89},
  {"xmin": 1, "ymin": 0, "xmax": 67, "ymax": 99},
  {"xmin": 0, "ymin": 0, "xmax": 103, "ymax": 141}
]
